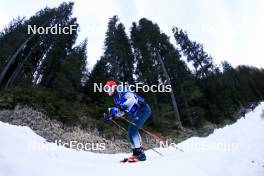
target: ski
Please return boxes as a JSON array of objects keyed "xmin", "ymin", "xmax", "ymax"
[
  {"xmin": 119, "ymin": 157, "xmax": 145, "ymax": 163},
  {"xmin": 120, "ymin": 158, "xmax": 128, "ymax": 163}
]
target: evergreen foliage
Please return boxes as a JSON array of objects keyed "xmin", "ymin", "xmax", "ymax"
[{"xmin": 1, "ymin": 3, "xmax": 264, "ymax": 138}]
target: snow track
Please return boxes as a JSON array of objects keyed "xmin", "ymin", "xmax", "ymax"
[{"xmin": 1, "ymin": 103, "xmax": 264, "ymax": 176}]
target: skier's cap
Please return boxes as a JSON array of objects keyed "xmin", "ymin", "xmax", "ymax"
[{"xmin": 104, "ymin": 80, "xmax": 117, "ymax": 92}]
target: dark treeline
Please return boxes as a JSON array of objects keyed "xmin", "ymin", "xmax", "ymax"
[{"xmin": 1, "ymin": 2, "xmax": 264, "ymax": 136}]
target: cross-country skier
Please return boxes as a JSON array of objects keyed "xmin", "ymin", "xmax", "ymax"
[{"xmin": 103, "ymin": 80, "xmax": 152, "ymax": 162}]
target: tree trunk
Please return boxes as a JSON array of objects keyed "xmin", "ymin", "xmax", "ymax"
[
  {"xmin": 0, "ymin": 34, "xmax": 34, "ymax": 87},
  {"xmin": 152, "ymin": 93, "xmax": 160, "ymax": 120},
  {"xmin": 156, "ymin": 51, "xmax": 183, "ymax": 129},
  {"xmin": 4, "ymin": 43, "xmax": 38, "ymax": 89}
]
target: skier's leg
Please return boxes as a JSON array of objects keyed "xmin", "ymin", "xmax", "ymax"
[
  {"xmin": 127, "ymin": 103, "xmax": 151, "ymax": 161},
  {"xmin": 128, "ymin": 124, "xmax": 141, "ymax": 149},
  {"xmin": 128, "ymin": 103, "xmax": 152, "ymax": 149}
]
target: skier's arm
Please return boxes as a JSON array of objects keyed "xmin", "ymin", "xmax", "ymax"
[
  {"xmin": 108, "ymin": 107, "xmax": 125, "ymax": 118},
  {"xmin": 120, "ymin": 92, "xmax": 138, "ymax": 110}
]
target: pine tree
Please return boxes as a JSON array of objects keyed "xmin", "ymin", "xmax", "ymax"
[
  {"xmin": 173, "ymin": 27, "xmax": 216, "ymax": 78},
  {"xmin": 103, "ymin": 15, "xmax": 134, "ymax": 83},
  {"xmin": 83, "ymin": 57, "xmax": 112, "ymax": 102},
  {"xmin": 131, "ymin": 18, "xmax": 187, "ymax": 128},
  {"xmin": 52, "ymin": 39, "xmax": 88, "ymax": 98},
  {"xmin": 0, "ymin": 2, "xmax": 79, "ymax": 89},
  {"xmin": 38, "ymin": 2, "xmax": 79, "ymax": 87}
]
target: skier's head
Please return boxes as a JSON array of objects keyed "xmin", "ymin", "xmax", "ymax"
[{"xmin": 104, "ymin": 80, "xmax": 117, "ymax": 96}]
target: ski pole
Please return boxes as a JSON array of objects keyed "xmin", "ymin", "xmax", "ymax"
[
  {"xmin": 110, "ymin": 118, "xmax": 127, "ymax": 132},
  {"xmin": 122, "ymin": 118, "xmax": 166, "ymax": 143},
  {"xmin": 141, "ymin": 141, "xmax": 163, "ymax": 156},
  {"xmin": 123, "ymin": 118, "xmax": 184, "ymax": 152},
  {"xmin": 110, "ymin": 119, "xmax": 163, "ymax": 157}
]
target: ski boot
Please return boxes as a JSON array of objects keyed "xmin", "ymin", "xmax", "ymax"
[{"xmin": 121, "ymin": 147, "xmax": 146, "ymax": 163}]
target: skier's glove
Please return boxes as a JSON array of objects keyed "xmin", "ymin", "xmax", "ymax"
[
  {"xmin": 104, "ymin": 114, "xmax": 112, "ymax": 122},
  {"xmin": 107, "ymin": 107, "xmax": 125, "ymax": 119},
  {"xmin": 109, "ymin": 107, "xmax": 119, "ymax": 117}
]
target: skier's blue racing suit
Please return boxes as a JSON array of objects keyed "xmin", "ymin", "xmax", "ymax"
[{"xmin": 110, "ymin": 86, "xmax": 152, "ymax": 149}]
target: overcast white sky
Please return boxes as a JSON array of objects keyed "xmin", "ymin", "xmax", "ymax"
[{"xmin": 0, "ymin": 0, "xmax": 263, "ymax": 70}]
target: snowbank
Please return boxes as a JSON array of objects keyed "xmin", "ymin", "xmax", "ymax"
[{"xmin": 0, "ymin": 103, "xmax": 264, "ymax": 176}]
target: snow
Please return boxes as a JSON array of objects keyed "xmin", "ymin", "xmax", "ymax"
[{"xmin": 1, "ymin": 103, "xmax": 264, "ymax": 176}]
